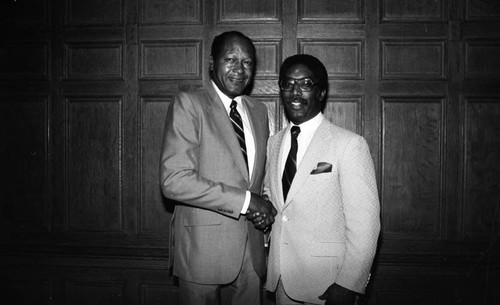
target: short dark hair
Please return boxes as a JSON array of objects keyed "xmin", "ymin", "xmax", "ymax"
[
  {"xmin": 279, "ymin": 54, "xmax": 328, "ymax": 93},
  {"xmin": 210, "ymin": 31, "xmax": 256, "ymax": 61}
]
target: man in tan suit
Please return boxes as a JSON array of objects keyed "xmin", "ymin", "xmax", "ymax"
[
  {"xmin": 160, "ymin": 31, "xmax": 276, "ymax": 305},
  {"xmin": 263, "ymin": 54, "xmax": 380, "ymax": 305}
]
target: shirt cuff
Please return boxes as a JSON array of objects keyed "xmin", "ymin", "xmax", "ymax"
[{"xmin": 241, "ymin": 191, "xmax": 251, "ymax": 214}]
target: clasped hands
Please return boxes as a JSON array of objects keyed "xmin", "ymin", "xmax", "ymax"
[{"xmin": 246, "ymin": 193, "xmax": 277, "ymax": 231}]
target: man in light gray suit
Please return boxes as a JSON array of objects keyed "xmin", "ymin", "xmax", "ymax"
[
  {"xmin": 262, "ymin": 54, "xmax": 380, "ymax": 305},
  {"xmin": 160, "ymin": 31, "xmax": 276, "ymax": 305}
]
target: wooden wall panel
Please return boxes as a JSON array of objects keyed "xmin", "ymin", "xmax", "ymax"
[
  {"xmin": 140, "ymin": 283, "xmax": 180, "ymax": 305},
  {"xmin": 464, "ymin": 97, "xmax": 500, "ymax": 240},
  {"xmin": 381, "ymin": 0, "xmax": 445, "ymax": 22},
  {"xmin": 0, "ymin": 97, "xmax": 48, "ymax": 233},
  {"xmin": 66, "ymin": 97, "xmax": 122, "ymax": 232},
  {"xmin": 65, "ymin": 0, "xmax": 123, "ymax": 26},
  {"xmin": 0, "ymin": 0, "xmax": 48, "ymax": 26},
  {"xmin": 65, "ymin": 281, "xmax": 125, "ymax": 305},
  {"xmin": 299, "ymin": 0, "xmax": 364, "ymax": 23},
  {"xmin": 382, "ymin": 98, "xmax": 443, "ymax": 238},
  {"xmin": 366, "ymin": 263, "xmax": 466, "ymax": 305},
  {"xmin": 64, "ymin": 43, "xmax": 123, "ymax": 80},
  {"xmin": 324, "ymin": 96, "xmax": 361, "ymax": 134},
  {"xmin": 140, "ymin": 97, "xmax": 173, "ymax": 235},
  {"xmin": 466, "ymin": 0, "xmax": 500, "ymax": 21},
  {"xmin": 218, "ymin": 0, "xmax": 281, "ymax": 23},
  {"xmin": 464, "ymin": 40, "xmax": 500, "ymax": 80},
  {"xmin": 0, "ymin": 43, "xmax": 48, "ymax": 80},
  {"xmin": 255, "ymin": 96, "xmax": 280, "ymax": 135},
  {"xmin": 141, "ymin": 0, "xmax": 202, "ymax": 24},
  {"xmin": 381, "ymin": 40, "xmax": 446, "ymax": 80},
  {"xmin": 139, "ymin": 41, "xmax": 202, "ymax": 79},
  {"xmin": 300, "ymin": 40, "xmax": 364, "ymax": 79},
  {"xmin": 375, "ymin": 289, "xmax": 445, "ymax": 305},
  {"xmin": 7, "ymin": 279, "xmax": 51, "ymax": 305},
  {"xmin": 254, "ymin": 40, "xmax": 282, "ymax": 78}
]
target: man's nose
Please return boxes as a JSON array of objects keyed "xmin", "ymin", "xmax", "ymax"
[
  {"xmin": 233, "ymin": 61, "xmax": 244, "ymax": 73},
  {"xmin": 291, "ymin": 82, "xmax": 302, "ymax": 95}
]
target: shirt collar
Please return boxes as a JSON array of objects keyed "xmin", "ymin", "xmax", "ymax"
[
  {"xmin": 212, "ymin": 80, "xmax": 242, "ymax": 111},
  {"xmin": 289, "ymin": 112, "xmax": 324, "ymax": 134}
]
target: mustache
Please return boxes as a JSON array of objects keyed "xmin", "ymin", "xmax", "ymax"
[{"xmin": 284, "ymin": 97, "xmax": 307, "ymax": 103}]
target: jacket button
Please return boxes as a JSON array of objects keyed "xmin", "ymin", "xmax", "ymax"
[{"xmin": 282, "ymin": 215, "xmax": 289, "ymax": 221}]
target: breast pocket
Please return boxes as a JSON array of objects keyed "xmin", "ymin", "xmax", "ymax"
[{"xmin": 309, "ymin": 172, "xmax": 333, "ymax": 181}]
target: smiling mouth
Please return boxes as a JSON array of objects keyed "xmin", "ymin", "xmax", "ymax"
[
  {"xmin": 229, "ymin": 77, "xmax": 245, "ymax": 84},
  {"xmin": 287, "ymin": 98, "xmax": 306, "ymax": 110}
]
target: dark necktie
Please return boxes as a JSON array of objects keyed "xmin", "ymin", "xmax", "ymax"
[
  {"xmin": 229, "ymin": 100, "xmax": 248, "ymax": 169},
  {"xmin": 282, "ymin": 126, "xmax": 301, "ymax": 201}
]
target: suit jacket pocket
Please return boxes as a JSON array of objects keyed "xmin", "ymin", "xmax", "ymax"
[
  {"xmin": 183, "ymin": 209, "xmax": 223, "ymax": 227},
  {"xmin": 308, "ymin": 172, "xmax": 332, "ymax": 181},
  {"xmin": 310, "ymin": 162, "xmax": 332, "ymax": 174},
  {"xmin": 309, "ymin": 242, "xmax": 345, "ymax": 257}
]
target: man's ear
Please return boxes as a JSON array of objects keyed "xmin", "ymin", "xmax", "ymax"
[
  {"xmin": 209, "ymin": 55, "xmax": 214, "ymax": 71},
  {"xmin": 320, "ymin": 89, "xmax": 326, "ymax": 101}
]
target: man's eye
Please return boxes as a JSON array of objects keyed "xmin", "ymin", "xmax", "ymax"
[
  {"xmin": 302, "ymin": 79, "xmax": 314, "ymax": 88},
  {"xmin": 243, "ymin": 60, "xmax": 253, "ymax": 66},
  {"xmin": 226, "ymin": 58, "xmax": 235, "ymax": 63}
]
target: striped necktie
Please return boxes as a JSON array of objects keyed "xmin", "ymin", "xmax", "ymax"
[
  {"xmin": 282, "ymin": 125, "xmax": 300, "ymax": 201},
  {"xmin": 229, "ymin": 100, "xmax": 248, "ymax": 169}
]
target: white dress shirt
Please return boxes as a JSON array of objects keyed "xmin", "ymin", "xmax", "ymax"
[
  {"xmin": 212, "ymin": 81, "xmax": 255, "ymax": 214},
  {"xmin": 280, "ymin": 112, "xmax": 325, "ymax": 178}
]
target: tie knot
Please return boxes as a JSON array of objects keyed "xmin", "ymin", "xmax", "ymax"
[
  {"xmin": 230, "ymin": 100, "xmax": 238, "ymax": 110},
  {"xmin": 291, "ymin": 126, "xmax": 301, "ymax": 138}
]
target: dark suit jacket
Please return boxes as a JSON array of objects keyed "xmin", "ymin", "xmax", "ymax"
[{"xmin": 160, "ymin": 84, "xmax": 269, "ymax": 284}]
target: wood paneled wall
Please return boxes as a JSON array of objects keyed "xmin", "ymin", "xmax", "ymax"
[{"xmin": 1, "ymin": 0, "xmax": 499, "ymax": 304}]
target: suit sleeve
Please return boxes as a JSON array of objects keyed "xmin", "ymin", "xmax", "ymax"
[
  {"xmin": 159, "ymin": 92, "xmax": 245, "ymax": 218},
  {"xmin": 335, "ymin": 136, "xmax": 381, "ymax": 294}
]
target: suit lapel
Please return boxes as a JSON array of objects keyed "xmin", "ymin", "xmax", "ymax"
[
  {"xmin": 242, "ymin": 97, "xmax": 261, "ymax": 187},
  {"xmin": 272, "ymin": 129, "xmax": 288, "ymax": 209},
  {"xmin": 205, "ymin": 86, "xmax": 249, "ymax": 182},
  {"xmin": 284, "ymin": 119, "xmax": 331, "ymax": 209}
]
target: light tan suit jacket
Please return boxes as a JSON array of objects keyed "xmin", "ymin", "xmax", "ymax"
[
  {"xmin": 264, "ymin": 118, "xmax": 380, "ymax": 304},
  {"xmin": 160, "ymin": 84, "xmax": 269, "ymax": 284}
]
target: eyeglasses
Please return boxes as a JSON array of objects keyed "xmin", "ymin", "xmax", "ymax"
[{"xmin": 279, "ymin": 77, "xmax": 317, "ymax": 92}]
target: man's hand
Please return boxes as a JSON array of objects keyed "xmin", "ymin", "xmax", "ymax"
[
  {"xmin": 246, "ymin": 193, "xmax": 277, "ymax": 231},
  {"xmin": 318, "ymin": 283, "xmax": 356, "ymax": 305}
]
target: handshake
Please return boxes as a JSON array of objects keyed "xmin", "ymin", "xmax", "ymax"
[{"xmin": 246, "ymin": 193, "xmax": 277, "ymax": 232}]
